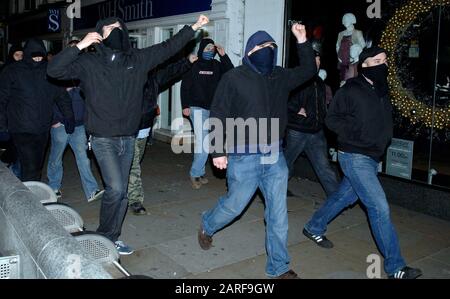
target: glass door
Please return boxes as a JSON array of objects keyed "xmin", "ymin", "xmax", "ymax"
[{"xmin": 157, "ymin": 27, "xmax": 174, "ymax": 131}]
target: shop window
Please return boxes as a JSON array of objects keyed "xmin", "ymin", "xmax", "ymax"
[{"xmin": 285, "ymin": 0, "xmax": 450, "ymax": 190}]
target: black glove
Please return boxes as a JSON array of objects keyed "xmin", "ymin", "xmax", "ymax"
[
  {"xmin": 64, "ymin": 118, "xmax": 75, "ymax": 135},
  {"xmin": 0, "ymin": 132, "xmax": 10, "ymax": 142}
]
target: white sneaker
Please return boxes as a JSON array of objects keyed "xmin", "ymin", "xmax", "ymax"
[
  {"xmin": 54, "ymin": 190, "xmax": 62, "ymax": 200},
  {"xmin": 88, "ymin": 190, "xmax": 104, "ymax": 203}
]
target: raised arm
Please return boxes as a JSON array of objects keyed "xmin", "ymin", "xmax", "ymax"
[
  {"xmin": 284, "ymin": 24, "xmax": 317, "ymax": 91},
  {"xmin": 215, "ymin": 45, "xmax": 234, "ymax": 73},
  {"xmin": 47, "ymin": 46, "xmax": 86, "ymax": 80},
  {"xmin": 139, "ymin": 15, "xmax": 209, "ymax": 72},
  {"xmin": 155, "ymin": 55, "xmax": 196, "ymax": 89}
]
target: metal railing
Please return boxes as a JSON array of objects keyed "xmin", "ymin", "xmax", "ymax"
[{"xmin": 0, "ymin": 163, "xmax": 112, "ymax": 279}]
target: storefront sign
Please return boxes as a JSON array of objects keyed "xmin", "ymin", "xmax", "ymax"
[
  {"xmin": 386, "ymin": 138, "xmax": 414, "ymax": 180},
  {"xmin": 48, "ymin": 9, "xmax": 62, "ymax": 33},
  {"xmin": 74, "ymin": 0, "xmax": 212, "ymax": 31}
]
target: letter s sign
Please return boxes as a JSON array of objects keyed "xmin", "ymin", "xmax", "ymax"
[{"xmin": 48, "ymin": 9, "xmax": 61, "ymax": 32}]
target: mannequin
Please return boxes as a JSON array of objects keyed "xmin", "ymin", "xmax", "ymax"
[
  {"xmin": 336, "ymin": 13, "xmax": 366, "ymax": 82},
  {"xmin": 340, "ymin": 44, "xmax": 363, "ymax": 86}
]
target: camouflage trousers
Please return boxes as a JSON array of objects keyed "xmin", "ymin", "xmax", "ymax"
[{"xmin": 127, "ymin": 137, "xmax": 148, "ymax": 206}]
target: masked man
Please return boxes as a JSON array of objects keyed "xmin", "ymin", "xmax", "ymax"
[
  {"xmin": 197, "ymin": 24, "xmax": 317, "ymax": 279},
  {"xmin": 303, "ymin": 47, "xmax": 422, "ymax": 279},
  {"xmin": 48, "ymin": 15, "xmax": 209, "ymax": 255}
]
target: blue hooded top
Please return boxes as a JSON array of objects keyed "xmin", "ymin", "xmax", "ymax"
[{"xmin": 243, "ymin": 31, "xmax": 278, "ymax": 75}]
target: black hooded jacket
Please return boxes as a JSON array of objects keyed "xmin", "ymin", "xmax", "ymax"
[
  {"xmin": 181, "ymin": 38, "xmax": 234, "ymax": 110},
  {"xmin": 325, "ymin": 75, "xmax": 393, "ymax": 161},
  {"xmin": 6, "ymin": 44, "xmax": 23, "ymax": 65},
  {"xmin": 210, "ymin": 32, "xmax": 317, "ymax": 158},
  {"xmin": 0, "ymin": 39, "xmax": 74, "ymax": 134},
  {"xmin": 140, "ymin": 57, "xmax": 192, "ymax": 130},
  {"xmin": 47, "ymin": 17, "xmax": 195, "ymax": 137},
  {"xmin": 287, "ymin": 76, "xmax": 328, "ymax": 133}
]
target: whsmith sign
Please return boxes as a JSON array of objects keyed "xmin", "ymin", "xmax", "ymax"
[{"xmin": 73, "ymin": 0, "xmax": 212, "ymax": 30}]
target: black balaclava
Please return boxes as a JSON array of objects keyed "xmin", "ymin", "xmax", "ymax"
[
  {"xmin": 103, "ymin": 27, "xmax": 125, "ymax": 51},
  {"xmin": 23, "ymin": 38, "xmax": 47, "ymax": 67},
  {"xmin": 249, "ymin": 46, "xmax": 275, "ymax": 76},
  {"xmin": 359, "ymin": 47, "xmax": 389, "ymax": 97},
  {"xmin": 361, "ymin": 63, "xmax": 389, "ymax": 97}
]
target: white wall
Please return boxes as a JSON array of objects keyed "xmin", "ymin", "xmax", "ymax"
[{"xmin": 243, "ymin": 0, "xmax": 286, "ymax": 66}]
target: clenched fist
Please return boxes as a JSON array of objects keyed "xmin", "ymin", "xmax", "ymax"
[
  {"xmin": 192, "ymin": 15, "xmax": 209, "ymax": 31},
  {"xmin": 77, "ymin": 32, "xmax": 103, "ymax": 51},
  {"xmin": 291, "ymin": 23, "xmax": 307, "ymax": 44},
  {"xmin": 213, "ymin": 156, "xmax": 228, "ymax": 170},
  {"xmin": 188, "ymin": 54, "xmax": 198, "ymax": 63}
]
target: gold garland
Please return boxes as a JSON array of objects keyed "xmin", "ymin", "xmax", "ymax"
[{"xmin": 380, "ymin": 0, "xmax": 450, "ymax": 129}]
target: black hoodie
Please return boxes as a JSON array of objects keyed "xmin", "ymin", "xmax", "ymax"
[
  {"xmin": 47, "ymin": 17, "xmax": 195, "ymax": 137},
  {"xmin": 325, "ymin": 75, "xmax": 393, "ymax": 161},
  {"xmin": 209, "ymin": 31, "xmax": 317, "ymax": 158},
  {"xmin": 181, "ymin": 38, "xmax": 234, "ymax": 110},
  {"xmin": 287, "ymin": 76, "xmax": 328, "ymax": 133},
  {"xmin": 0, "ymin": 39, "xmax": 74, "ymax": 134},
  {"xmin": 140, "ymin": 57, "xmax": 193, "ymax": 130},
  {"xmin": 6, "ymin": 44, "xmax": 23, "ymax": 65}
]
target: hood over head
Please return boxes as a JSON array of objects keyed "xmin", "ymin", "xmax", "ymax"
[
  {"xmin": 95, "ymin": 17, "xmax": 130, "ymax": 53},
  {"xmin": 243, "ymin": 31, "xmax": 278, "ymax": 74},
  {"xmin": 7, "ymin": 43, "xmax": 23, "ymax": 64},
  {"xmin": 23, "ymin": 38, "xmax": 47, "ymax": 65},
  {"xmin": 197, "ymin": 38, "xmax": 216, "ymax": 60}
]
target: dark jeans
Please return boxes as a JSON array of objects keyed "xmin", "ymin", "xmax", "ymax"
[
  {"xmin": 284, "ymin": 129, "xmax": 340, "ymax": 196},
  {"xmin": 11, "ymin": 132, "xmax": 49, "ymax": 182},
  {"xmin": 305, "ymin": 152, "xmax": 406, "ymax": 275},
  {"xmin": 202, "ymin": 153, "xmax": 290, "ymax": 277},
  {"xmin": 91, "ymin": 136, "xmax": 135, "ymax": 242}
]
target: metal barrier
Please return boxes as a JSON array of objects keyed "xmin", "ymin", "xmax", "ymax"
[{"xmin": 0, "ymin": 164, "xmax": 112, "ymax": 279}]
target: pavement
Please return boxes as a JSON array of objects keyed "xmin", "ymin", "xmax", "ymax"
[{"xmin": 48, "ymin": 141, "xmax": 450, "ymax": 279}]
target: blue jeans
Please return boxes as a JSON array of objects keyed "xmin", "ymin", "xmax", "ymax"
[
  {"xmin": 47, "ymin": 125, "xmax": 99, "ymax": 199},
  {"xmin": 9, "ymin": 160, "xmax": 21, "ymax": 179},
  {"xmin": 202, "ymin": 153, "xmax": 290, "ymax": 277},
  {"xmin": 92, "ymin": 136, "xmax": 135, "ymax": 242},
  {"xmin": 189, "ymin": 107, "xmax": 210, "ymax": 178},
  {"xmin": 305, "ymin": 152, "xmax": 406, "ymax": 275},
  {"xmin": 284, "ymin": 129, "xmax": 340, "ymax": 196}
]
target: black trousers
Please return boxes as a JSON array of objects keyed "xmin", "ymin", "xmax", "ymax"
[{"xmin": 11, "ymin": 132, "xmax": 49, "ymax": 182}]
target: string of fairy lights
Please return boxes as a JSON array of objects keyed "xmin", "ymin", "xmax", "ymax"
[{"xmin": 380, "ymin": 0, "xmax": 450, "ymax": 130}]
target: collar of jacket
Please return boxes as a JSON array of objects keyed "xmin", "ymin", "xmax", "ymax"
[{"xmin": 241, "ymin": 63, "xmax": 281, "ymax": 79}]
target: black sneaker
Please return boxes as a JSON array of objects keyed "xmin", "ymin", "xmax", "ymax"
[
  {"xmin": 388, "ymin": 266, "xmax": 422, "ymax": 279},
  {"xmin": 88, "ymin": 190, "xmax": 104, "ymax": 203},
  {"xmin": 303, "ymin": 228, "xmax": 334, "ymax": 248},
  {"xmin": 130, "ymin": 202, "xmax": 147, "ymax": 216},
  {"xmin": 54, "ymin": 190, "xmax": 62, "ymax": 200}
]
